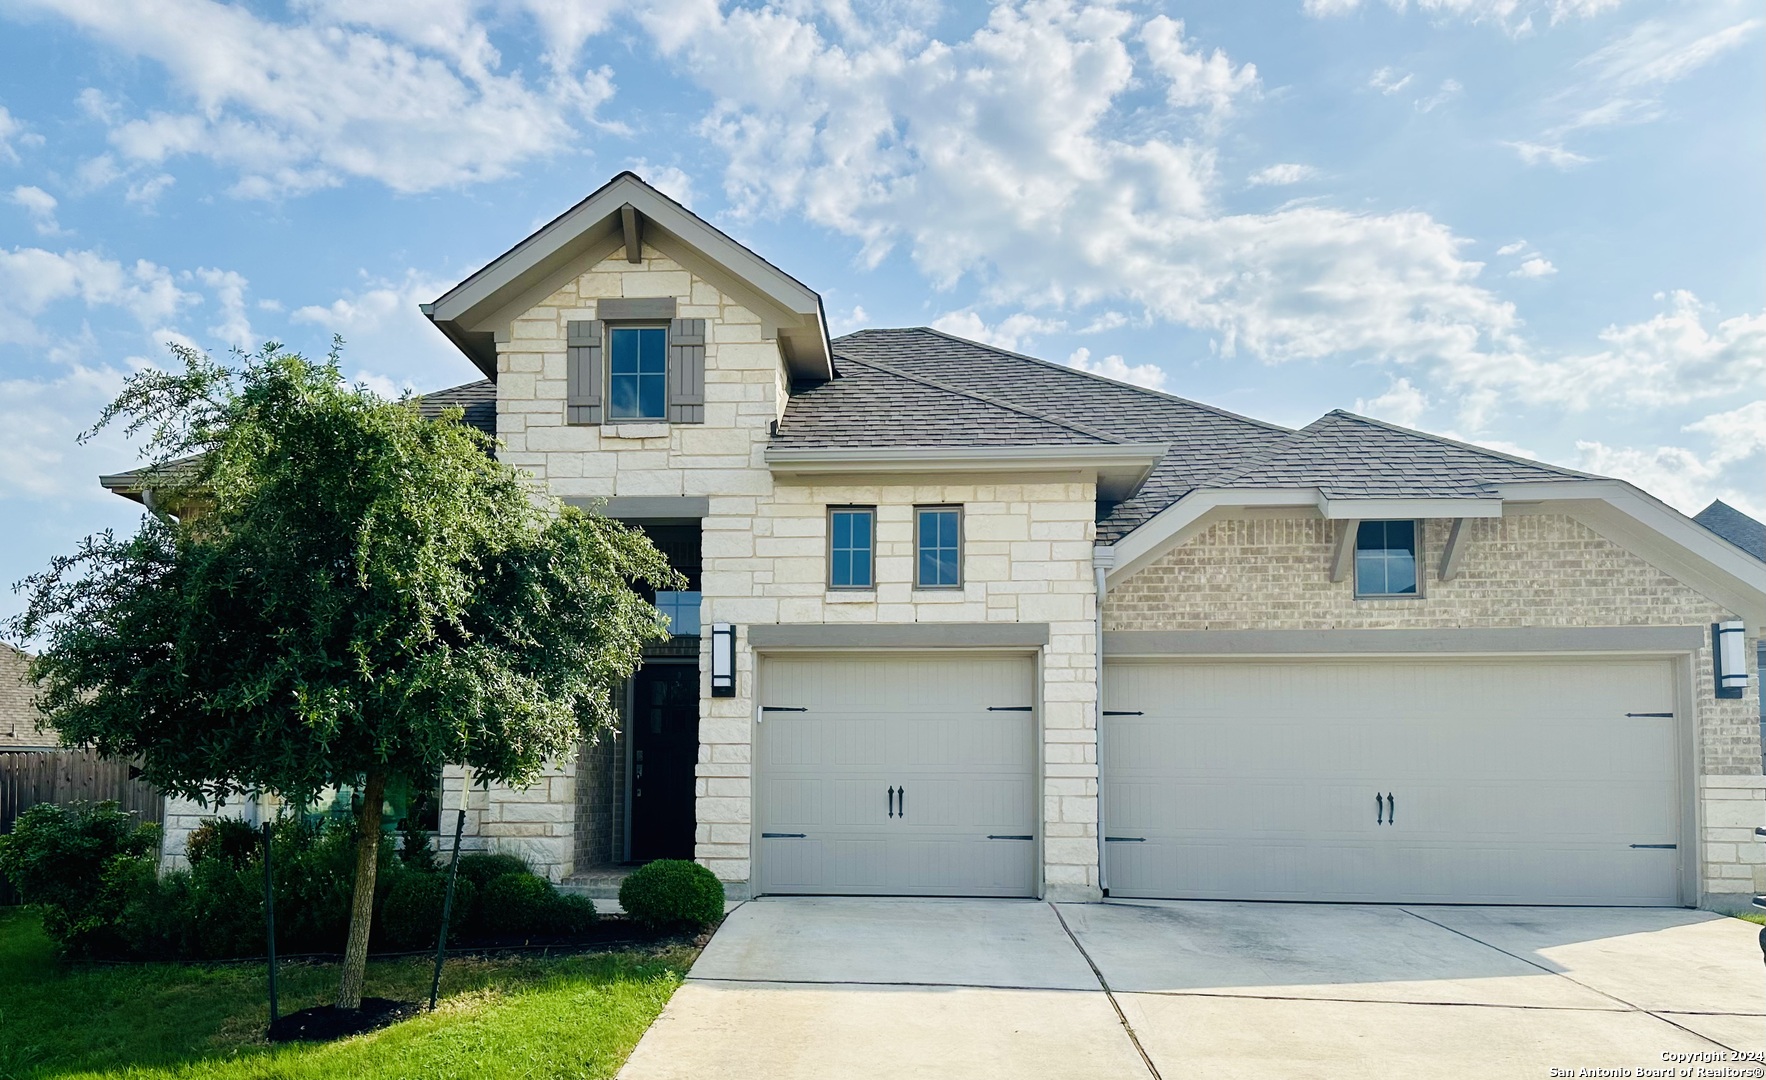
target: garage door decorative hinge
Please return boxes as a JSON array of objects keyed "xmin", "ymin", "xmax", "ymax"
[
  {"xmin": 761, "ymin": 832, "xmax": 807, "ymax": 839},
  {"xmin": 1625, "ymin": 712, "xmax": 1674, "ymax": 718},
  {"xmin": 1102, "ymin": 710, "xmax": 1143, "ymax": 716},
  {"xmin": 988, "ymin": 706, "xmax": 1033, "ymax": 712},
  {"xmin": 986, "ymin": 835, "xmax": 1033, "ymax": 841},
  {"xmin": 1628, "ymin": 843, "xmax": 1676, "ymax": 849},
  {"xmin": 1104, "ymin": 836, "xmax": 1146, "ymax": 842}
]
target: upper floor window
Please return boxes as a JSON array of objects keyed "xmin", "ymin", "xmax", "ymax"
[
  {"xmin": 829, "ymin": 507, "xmax": 875, "ymax": 589},
  {"xmin": 608, "ymin": 325, "xmax": 668, "ymax": 420},
  {"xmin": 1355, "ymin": 520, "xmax": 1419, "ymax": 598},
  {"xmin": 915, "ymin": 506, "xmax": 963, "ymax": 589},
  {"xmin": 654, "ymin": 590, "xmax": 702, "ymax": 637}
]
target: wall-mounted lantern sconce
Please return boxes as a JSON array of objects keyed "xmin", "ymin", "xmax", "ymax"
[
  {"xmin": 711, "ymin": 623, "xmax": 736, "ymax": 698},
  {"xmin": 1715, "ymin": 620, "xmax": 1750, "ymax": 699}
]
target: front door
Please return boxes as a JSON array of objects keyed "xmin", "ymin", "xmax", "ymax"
[{"xmin": 629, "ymin": 663, "xmax": 699, "ymax": 861}]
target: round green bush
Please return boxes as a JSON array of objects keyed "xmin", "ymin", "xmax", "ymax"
[
  {"xmin": 618, "ymin": 860, "xmax": 724, "ymax": 932},
  {"xmin": 184, "ymin": 817, "xmax": 261, "ymax": 869},
  {"xmin": 478, "ymin": 871, "xmax": 597, "ymax": 938},
  {"xmin": 454, "ymin": 852, "xmax": 531, "ymax": 892},
  {"xmin": 378, "ymin": 869, "xmax": 477, "ymax": 951}
]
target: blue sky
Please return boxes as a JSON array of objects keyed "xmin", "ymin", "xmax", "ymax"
[{"xmin": 0, "ymin": 0, "xmax": 1760, "ymax": 622}]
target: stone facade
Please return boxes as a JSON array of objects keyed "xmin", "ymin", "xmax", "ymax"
[
  {"xmin": 465, "ymin": 242, "xmax": 1105, "ymax": 898},
  {"xmin": 1104, "ymin": 510, "xmax": 1764, "ymax": 905}
]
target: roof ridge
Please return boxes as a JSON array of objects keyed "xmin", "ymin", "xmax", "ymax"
[
  {"xmin": 1319, "ymin": 409, "xmax": 1600, "ymax": 480},
  {"xmin": 841, "ymin": 326, "xmax": 1292, "ymax": 435},
  {"xmin": 836, "ymin": 355, "xmax": 1129, "ymax": 446}
]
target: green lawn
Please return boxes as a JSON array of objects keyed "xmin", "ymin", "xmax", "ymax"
[
  {"xmin": 1734, "ymin": 912, "xmax": 1766, "ymax": 927},
  {"xmin": 0, "ymin": 907, "xmax": 693, "ymax": 1080}
]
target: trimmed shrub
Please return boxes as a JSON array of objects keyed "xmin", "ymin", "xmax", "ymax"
[
  {"xmin": 377, "ymin": 869, "xmax": 477, "ymax": 951},
  {"xmin": 0, "ymin": 801, "xmax": 160, "ymax": 955},
  {"xmin": 479, "ymin": 871, "xmax": 596, "ymax": 938},
  {"xmin": 454, "ymin": 851, "xmax": 530, "ymax": 892},
  {"xmin": 184, "ymin": 817, "xmax": 261, "ymax": 869},
  {"xmin": 618, "ymin": 860, "xmax": 724, "ymax": 932}
]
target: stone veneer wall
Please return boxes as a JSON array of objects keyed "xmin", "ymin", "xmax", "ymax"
[
  {"xmin": 730, "ymin": 479, "xmax": 1102, "ymax": 899},
  {"xmin": 1105, "ymin": 510, "xmax": 1764, "ymax": 905}
]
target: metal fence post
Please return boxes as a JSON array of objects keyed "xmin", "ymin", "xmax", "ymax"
[{"xmin": 262, "ymin": 820, "xmax": 279, "ymax": 1024}]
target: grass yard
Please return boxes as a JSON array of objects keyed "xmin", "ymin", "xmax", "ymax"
[{"xmin": 0, "ymin": 907, "xmax": 694, "ymax": 1080}]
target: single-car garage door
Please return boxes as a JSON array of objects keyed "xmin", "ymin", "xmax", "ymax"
[
  {"xmin": 756, "ymin": 653, "xmax": 1037, "ymax": 897},
  {"xmin": 1102, "ymin": 656, "xmax": 1682, "ymax": 905}
]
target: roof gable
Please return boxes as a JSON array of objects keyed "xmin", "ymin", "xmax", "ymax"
[{"xmin": 424, "ymin": 172, "xmax": 832, "ymax": 383}]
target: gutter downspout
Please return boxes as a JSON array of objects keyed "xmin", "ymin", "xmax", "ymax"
[{"xmin": 1093, "ymin": 546, "xmax": 1114, "ymax": 896}]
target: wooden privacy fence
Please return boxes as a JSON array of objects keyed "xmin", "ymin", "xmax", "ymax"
[{"xmin": 0, "ymin": 750, "xmax": 163, "ymax": 904}]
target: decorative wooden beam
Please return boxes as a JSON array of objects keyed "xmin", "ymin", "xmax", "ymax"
[
  {"xmin": 1330, "ymin": 519, "xmax": 1359, "ymax": 583},
  {"xmin": 1439, "ymin": 517, "xmax": 1469, "ymax": 582},
  {"xmin": 621, "ymin": 203, "xmax": 642, "ymax": 263}
]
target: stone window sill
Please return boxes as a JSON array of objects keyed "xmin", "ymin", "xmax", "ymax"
[
  {"xmin": 825, "ymin": 590, "xmax": 876, "ymax": 603},
  {"xmin": 603, "ymin": 422, "xmax": 669, "ymax": 439}
]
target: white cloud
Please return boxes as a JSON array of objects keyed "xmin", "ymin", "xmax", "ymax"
[
  {"xmin": 1416, "ymin": 79, "xmax": 1463, "ymax": 113},
  {"xmin": 1354, "ymin": 377, "xmax": 1430, "ymax": 428},
  {"xmin": 291, "ymin": 271, "xmax": 480, "ymax": 384},
  {"xmin": 1305, "ymin": 0, "xmax": 1619, "ymax": 30},
  {"xmin": 1140, "ymin": 16, "xmax": 1258, "ymax": 120},
  {"xmin": 0, "ymin": 247, "xmax": 193, "ymax": 345},
  {"xmin": 1496, "ymin": 240, "xmax": 1528, "ymax": 256},
  {"xmin": 19, "ymin": 0, "xmax": 618, "ymax": 197},
  {"xmin": 1573, "ymin": 440, "xmax": 1728, "ymax": 513},
  {"xmin": 1369, "ymin": 67, "xmax": 1413, "ymax": 95},
  {"xmin": 1447, "ymin": 290, "xmax": 1766, "ymax": 417},
  {"xmin": 826, "ymin": 304, "xmax": 870, "ymax": 337},
  {"xmin": 623, "ymin": 161, "xmax": 696, "ymax": 207},
  {"xmin": 195, "ymin": 268, "xmax": 253, "ymax": 349},
  {"xmin": 0, "ymin": 106, "xmax": 46, "ymax": 164},
  {"xmin": 1065, "ymin": 347, "xmax": 1168, "ymax": 391},
  {"xmin": 1247, "ymin": 163, "xmax": 1318, "ymax": 187},
  {"xmin": 667, "ymin": 0, "xmax": 1521, "ymax": 380},
  {"xmin": 9, "ymin": 185, "xmax": 63, "ymax": 235},
  {"xmin": 0, "ymin": 363, "xmax": 136, "ymax": 503},
  {"xmin": 1686, "ymin": 399, "xmax": 1766, "ymax": 467},
  {"xmin": 931, "ymin": 310, "xmax": 1065, "ymax": 353},
  {"xmin": 1509, "ymin": 256, "xmax": 1557, "ymax": 278},
  {"xmin": 1505, "ymin": 140, "xmax": 1593, "ymax": 168}
]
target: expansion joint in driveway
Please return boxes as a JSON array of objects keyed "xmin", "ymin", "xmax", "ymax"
[
  {"xmin": 1397, "ymin": 907, "xmax": 1742, "ymax": 1055},
  {"xmin": 1048, "ymin": 903, "xmax": 1163, "ymax": 1080}
]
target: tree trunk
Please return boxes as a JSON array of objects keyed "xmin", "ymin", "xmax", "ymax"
[{"xmin": 337, "ymin": 770, "xmax": 387, "ymax": 1011}]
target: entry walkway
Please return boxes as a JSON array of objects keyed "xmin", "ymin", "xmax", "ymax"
[{"xmin": 617, "ymin": 897, "xmax": 1765, "ymax": 1079}]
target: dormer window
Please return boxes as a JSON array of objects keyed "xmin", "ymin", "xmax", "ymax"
[
  {"xmin": 608, "ymin": 325, "xmax": 669, "ymax": 421},
  {"xmin": 1355, "ymin": 521, "xmax": 1420, "ymax": 598}
]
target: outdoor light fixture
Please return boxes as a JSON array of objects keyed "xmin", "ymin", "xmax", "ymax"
[
  {"xmin": 711, "ymin": 623, "xmax": 736, "ymax": 698},
  {"xmin": 1715, "ymin": 620, "xmax": 1750, "ymax": 699}
]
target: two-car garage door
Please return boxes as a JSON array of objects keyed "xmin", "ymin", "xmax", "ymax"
[
  {"xmin": 1102, "ymin": 656, "xmax": 1683, "ymax": 906},
  {"xmin": 755, "ymin": 654, "xmax": 1038, "ymax": 897}
]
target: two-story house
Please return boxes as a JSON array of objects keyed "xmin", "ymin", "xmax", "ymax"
[{"xmin": 112, "ymin": 172, "xmax": 1766, "ymax": 911}]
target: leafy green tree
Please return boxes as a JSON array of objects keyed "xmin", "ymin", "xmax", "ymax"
[{"xmin": 7, "ymin": 342, "xmax": 678, "ymax": 1008}]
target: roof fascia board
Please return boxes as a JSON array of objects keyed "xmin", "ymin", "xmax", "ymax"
[
  {"xmin": 480, "ymin": 233, "xmax": 625, "ymax": 342},
  {"xmin": 1103, "ymin": 488, "xmax": 1318, "ymax": 585},
  {"xmin": 1315, "ymin": 495, "xmax": 1503, "ymax": 520}
]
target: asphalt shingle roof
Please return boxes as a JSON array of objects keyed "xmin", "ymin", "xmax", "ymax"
[
  {"xmin": 811, "ymin": 329, "xmax": 1294, "ymax": 541},
  {"xmin": 1209, "ymin": 410, "xmax": 1592, "ymax": 499},
  {"xmin": 1695, "ymin": 500, "xmax": 1766, "ymax": 562},
  {"xmin": 417, "ymin": 379, "xmax": 497, "ymax": 437}
]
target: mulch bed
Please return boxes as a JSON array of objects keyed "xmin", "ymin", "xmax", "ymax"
[{"xmin": 267, "ymin": 997, "xmax": 420, "ymax": 1043}]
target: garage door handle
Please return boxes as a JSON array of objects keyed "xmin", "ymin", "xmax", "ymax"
[
  {"xmin": 1376, "ymin": 792, "xmax": 1384, "ymax": 825},
  {"xmin": 1387, "ymin": 793, "xmax": 1395, "ymax": 826},
  {"xmin": 887, "ymin": 786, "xmax": 895, "ymax": 819},
  {"xmin": 898, "ymin": 785, "xmax": 905, "ymax": 819}
]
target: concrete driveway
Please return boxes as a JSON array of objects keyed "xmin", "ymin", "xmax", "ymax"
[{"xmin": 617, "ymin": 898, "xmax": 1766, "ymax": 1079}]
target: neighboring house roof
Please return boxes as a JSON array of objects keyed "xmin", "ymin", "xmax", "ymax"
[
  {"xmin": 1696, "ymin": 500, "xmax": 1766, "ymax": 562},
  {"xmin": 810, "ymin": 328, "xmax": 1293, "ymax": 542},
  {"xmin": 417, "ymin": 379, "xmax": 497, "ymax": 437},
  {"xmin": 423, "ymin": 172, "xmax": 833, "ymax": 383},
  {"xmin": 0, "ymin": 645, "xmax": 51, "ymax": 749},
  {"xmin": 1209, "ymin": 410, "xmax": 1594, "ymax": 498}
]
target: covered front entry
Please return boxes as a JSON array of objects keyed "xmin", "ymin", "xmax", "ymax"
[
  {"xmin": 755, "ymin": 652, "xmax": 1038, "ymax": 897},
  {"xmin": 1102, "ymin": 656, "xmax": 1684, "ymax": 905}
]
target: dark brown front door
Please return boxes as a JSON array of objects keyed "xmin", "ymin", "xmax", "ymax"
[{"xmin": 630, "ymin": 663, "xmax": 699, "ymax": 861}]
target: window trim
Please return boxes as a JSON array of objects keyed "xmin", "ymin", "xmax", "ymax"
[
  {"xmin": 826, "ymin": 505, "xmax": 877, "ymax": 591},
  {"xmin": 604, "ymin": 321, "xmax": 671, "ymax": 422},
  {"xmin": 913, "ymin": 504, "xmax": 965, "ymax": 590},
  {"xmin": 1353, "ymin": 519, "xmax": 1425, "ymax": 600}
]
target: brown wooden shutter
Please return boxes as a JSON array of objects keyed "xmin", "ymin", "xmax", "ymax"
[
  {"xmin": 566, "ymin": 319, "xmax": 603, "ymax": 425},
  {"xmin": 667, "ymin": 318, "xmax": 706, "ymax": 424}
]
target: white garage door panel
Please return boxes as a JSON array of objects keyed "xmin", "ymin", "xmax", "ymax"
[
  {"xmin": 1103, "ymin": 657, "xmax": 1681, "ymax": 905},
  {"xmin": 758, "ymin": 654, "xmax": 1037, "ymax": 897}
]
